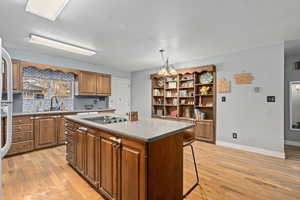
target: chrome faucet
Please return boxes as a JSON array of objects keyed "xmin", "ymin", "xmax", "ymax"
[{"xmin": 50, "ymin": 96, "xmax": 59, "ymax": 111}]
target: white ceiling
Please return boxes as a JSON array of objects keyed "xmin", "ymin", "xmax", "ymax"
[{"xmin": 1, "ymin": 0, "xmax": 300, "ymax": 72}]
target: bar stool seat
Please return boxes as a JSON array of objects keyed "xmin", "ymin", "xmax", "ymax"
[{"xmin": 183, "ymin": 130, "xmax": 200, "ymax": 198}]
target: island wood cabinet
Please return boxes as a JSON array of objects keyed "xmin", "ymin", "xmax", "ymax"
[
  {"xmin": 77, "ymin": 71, "xmax": 111, "ymax": 96},
  {"xmin": 65, "ymin": 119, "xmax": 147, "ymax": 200}
]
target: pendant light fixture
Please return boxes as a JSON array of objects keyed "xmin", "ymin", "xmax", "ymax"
[{"xmin": 158, "ymin": 49, "xmax": 177, "ymax": 76}]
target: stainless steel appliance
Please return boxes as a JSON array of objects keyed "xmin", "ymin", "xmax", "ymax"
[
  {"xmin": 0, "ymin": 39, "xmax": 13, "ymax": 197},
  {"xmin": 83, "ymin": 116, "xmax": 127, "ymax": 124}
]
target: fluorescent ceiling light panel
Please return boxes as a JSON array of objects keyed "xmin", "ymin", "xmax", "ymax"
[
  {"xmin": 29, "ymin": 34, "xmax": 96, "ymax": 56},
  {"xmin": 25, "ymin": 0, "xmax": 70, "ymax": 21}
]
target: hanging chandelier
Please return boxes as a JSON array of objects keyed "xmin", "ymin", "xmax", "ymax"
[{"xmin": 158, "ymin": 49, "xmax": 177, "ymax": 76}]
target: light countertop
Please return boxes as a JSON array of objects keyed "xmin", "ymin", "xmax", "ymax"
[
  {"xmin": 65, "ymin": 113, "xmax": 194, "ymax": 142},
  {"xmin": 9, "ymin": 108, "xmax": 115, "ymax": 117}
]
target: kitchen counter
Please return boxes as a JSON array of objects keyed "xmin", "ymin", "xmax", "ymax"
[
  {"xmin": 65, "ymin": 113, "xmax": 194, "ymax": 200},
  {"xmin": 10, "ymin": 108, "xmax": 115, "ymax": 117},
  {"xmin": 65, "ymin": 113, "xmax": 194, "ymax": 142}
]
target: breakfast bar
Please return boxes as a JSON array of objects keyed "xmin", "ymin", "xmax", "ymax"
[{"xmin": 64, "ymin": 113, "xmax": 194, "ymax": 200}]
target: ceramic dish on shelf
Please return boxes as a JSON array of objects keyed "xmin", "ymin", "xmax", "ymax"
[{"xmin": 200, "ymin": 72, "xmax": 213, "ymax": 84}]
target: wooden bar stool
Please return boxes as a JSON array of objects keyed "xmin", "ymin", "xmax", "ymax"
[{"xmin": 183, "ymin": 130, "xmax": 200, "ymax": 198}]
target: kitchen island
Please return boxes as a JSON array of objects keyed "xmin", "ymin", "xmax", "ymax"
[{"xmin": 64, "ymin": 114, "xmax": 194, "ymax": 200}]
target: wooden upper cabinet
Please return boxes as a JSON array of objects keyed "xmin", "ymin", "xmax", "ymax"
[
  {"xmin": 2, "ymin": 59, "xmax": 22, "ymax": 92},
  {"xmin": 77, "ymin": 71, "xmax": 111, "ymax": 96},
  {"xmin": 78, "ymin": 71, "xmax": 97, "ymax": 95},
  {"xmin": 34, "ymin": 117, "xmax": 58, "ymax": 149},
  {"xmin": 12, "ymin": 59, "xmax": 22, "ymax": 91},
  {"xmin": 96, "ymin": 74, "xmax": 111, "ymax": 96}
]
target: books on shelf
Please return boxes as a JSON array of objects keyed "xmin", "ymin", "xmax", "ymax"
[{"xmin": 194, "ymin": 108, "xmax": 206, "ymax": 121}]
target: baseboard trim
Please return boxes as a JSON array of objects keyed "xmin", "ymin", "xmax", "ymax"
[
  {"xmin": 285, "ymin": 140, "xmax": 300, "ymax": 147},
  {"xmin": 216, "ymin": 141, "xmax": 285, "ymax": 159}
]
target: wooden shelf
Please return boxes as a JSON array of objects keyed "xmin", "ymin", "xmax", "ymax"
[
  {"xmin": 179, "ymin": 117, "xmax": 195, "ymax": 121},
  {"xmin": 153, "ymin": 87, "xmax": 164, "ymax": 89},
  {"xmin": 164, "ymin": 116, "xmax": 177, "ymax": 119},
  {"xmin": 179, "ymin": 79, "xmax": 194, "ymax": 82},
  {"xmin": 179, "ymin": 87, "xmax": 194, "ymax": 89},
  {"xmin": 165, "ymin": 80, "xmax": 177, "ymax": 82},
  {"xmin": 194, "ymin": 83, "xmax": 214, "ymax": 86},
  {"xmin": 152, "ymin": 115, "xmax": 164, "ymax": 118},
  {"xmin": 153, "ymin": 104, "xmax": 164, "ymax": 106},
  {"xmin": 195, "ymin": 94, "xmax": 213, "ymax": 96},
  {"xmin": 196, "ymin": 106, "xmax": 213, "ymax": 108},
  {"xmin": 151, "ymin": 65, "xmax": 216, "ymax": 144},
  {"xmin": 179, "ymin": 96, "xmax": 194, "ymax": 98},
  {"xmin": 153, "ymin": 95, "xmax": 164, "ymax": 97}
]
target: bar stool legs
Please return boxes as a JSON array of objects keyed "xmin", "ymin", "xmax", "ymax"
[{"xmin": 183, "ymin": 143, "xmax": 199, "ymax": 199}]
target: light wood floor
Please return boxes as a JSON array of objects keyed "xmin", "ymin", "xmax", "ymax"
[{"xmin": 2, "ymin": 142, "xmax": 300, "ymax": 200}]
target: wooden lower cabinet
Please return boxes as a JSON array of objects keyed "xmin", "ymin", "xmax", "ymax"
[
  {"xmin": 34, "ymin": 117, "xmax": 58, "ymax": 149},
  {"xmin": 195, "ymin": 120, "xmax": 214, "ymax": 142},
  {"xmin": 57, "ymin": 117, "xmax": 66, "ymax": 145}
]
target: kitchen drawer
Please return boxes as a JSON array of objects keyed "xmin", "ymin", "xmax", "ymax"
[
  {"xmin": 12, "ymin": 131, "xmax": 33, "ymax": 143},
  {"xmin": 65, "ymin": 121, "xmax": 78, "ymax": 131},
  {"xmin": 13, "ymin": 124, "xmax": 33, "ymax": 133},
  {"xmin": 13, "ymin": 116, "xmax": 33, "ymax": 125},
  {"xmin": 7, "ymin": 140, "xmax": 34, "ymax": 156}
]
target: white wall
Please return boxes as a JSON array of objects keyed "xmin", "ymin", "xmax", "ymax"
[{"xmin": 131, "ymin": 43, "xmax": 285, "ymax": 155}]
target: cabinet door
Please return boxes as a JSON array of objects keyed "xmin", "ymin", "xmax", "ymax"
[
  {"xmin": 195, "ymin": 121, "xmax": 214, "ymax": 142},
  {"xmin": 79, "ymin": 71, "xmax": 97, "ymax": 95},
  {"xmin": 121, "ymin": 144, "xmax": 146, "ymax": 200},
  {"xmin": 96, "ymin": 74, "xmax": 111, "ymax": 96},
  {"xmin": 34, "ymin": 117, "xmax": 57, "ymax": 149},
  {"xmin": 66, "ymin": 130, "xmax": 76, "ymax": 167},
  {"xmin": 100, "ymin": 138, "xmax": 120, "ymax": 200},
  {"xmin": 2, "ymin": 59, "xmax": 21, "ymax": 91},
  {"xmin": 57, "ymin": 117, "xmax": 65, "ymax": 145},
  {"xmin": 86, "ymin": 132, "xmax": 96, "ymax": 185},
  {"xmin": 75, "ymin": 129, "xmax": 86, "ymax": 174},
  {"xmin": 12, "ymin": 59, "xmax": 21, "ymax": 91}
]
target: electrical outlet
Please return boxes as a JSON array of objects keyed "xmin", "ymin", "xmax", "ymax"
[
  {"xmin": 232, "ymin": 132, "xmax": 238, "ymax": 139},
  {"xmin": 221, "ymin": 96, "xmax": 226, "ymax": 102}
]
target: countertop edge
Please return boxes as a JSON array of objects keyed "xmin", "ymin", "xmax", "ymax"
[
  {"xmin": 65, "ymin": 116, "xmax": 195, "ymax": 143},
  {"xmin": 10, "ymin": 109, "xmax": 116, "ymax": 117}
]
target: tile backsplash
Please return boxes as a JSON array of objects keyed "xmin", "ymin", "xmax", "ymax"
[
  {"xmin": 22, "ymin": 67, "xmax": 74, "ymax": 112},
  {"xmin": 19, "ymin": 67, "xmax": 108, "ymax": 113}
]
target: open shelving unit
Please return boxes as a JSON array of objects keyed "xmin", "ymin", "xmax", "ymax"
[{"xmin": 151, "ymin": 65, "xmax": 216, "ymax": 143}]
